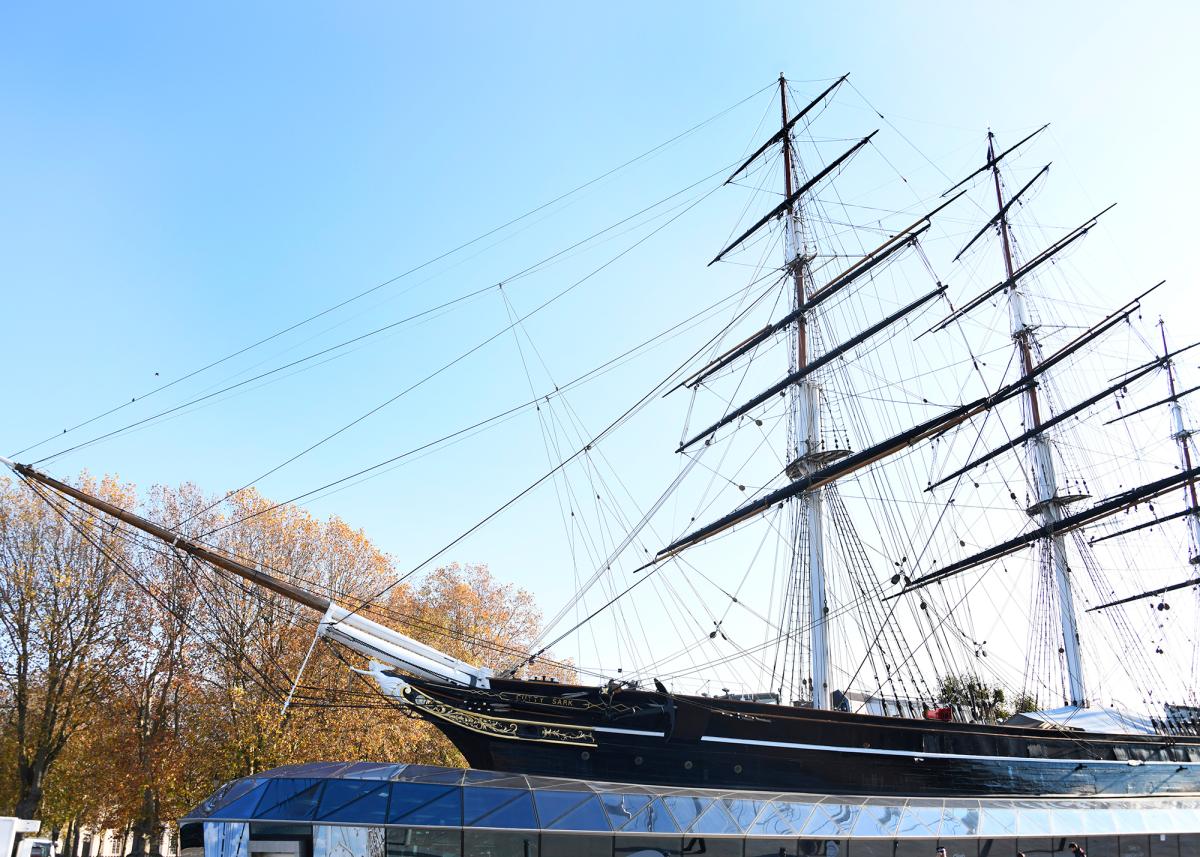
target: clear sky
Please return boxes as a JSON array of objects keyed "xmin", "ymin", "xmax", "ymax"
[{"xmin": 3, "ymin": 2, "xmax": 1199, "ymax": 700}]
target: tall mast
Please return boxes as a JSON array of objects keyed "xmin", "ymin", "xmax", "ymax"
[
  {"xmin": 988, "ymin": 132, "xmax": 1087, "ymax": 706},
  {"xmin": 1159, "ymin": 321, "xmax": 1200, "ymax": 565},
  {"xmin": 779, "ymin": 74, "xmax": 830, "ymax": 709}
]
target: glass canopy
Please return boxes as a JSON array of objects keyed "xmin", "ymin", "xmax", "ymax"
[{"xmin": 183, "ymin": 762, "xmax": 1200, "ymax": 837}]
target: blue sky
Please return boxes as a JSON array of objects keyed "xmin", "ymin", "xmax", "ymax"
[{"xmin": 3, "ymin": 2, "xmax": 1199, "ymax": 692}]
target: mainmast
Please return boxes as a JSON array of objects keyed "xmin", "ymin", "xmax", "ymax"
[
  {"xmin": 779, "ymin": 74, "xmax": 830, "ymax": 710},
  {"xmin": 1159, "ymin": 321, "xmax": 1200, "ymax": 565},
  {"xmin": 988, "ymin": 131, "xmax": 1087, "ymax": 706}
]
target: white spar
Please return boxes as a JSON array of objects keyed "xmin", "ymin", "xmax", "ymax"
[{"xmin": 317, "ymin": 602, "xmax": 493, "ymax": 688}]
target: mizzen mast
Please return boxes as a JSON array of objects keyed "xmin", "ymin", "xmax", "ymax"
[
  {"xmin": 778, "ymin": 74, "xmax": 830, "ymax": 710},
  {"xmin": 988, "ymin": 131, "xmax": 1087, "ymax": 706}
]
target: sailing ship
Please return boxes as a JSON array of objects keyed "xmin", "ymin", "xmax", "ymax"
[{"xmin": 5, "ymin": 74, "xmax": 1200, "ymax": 799}]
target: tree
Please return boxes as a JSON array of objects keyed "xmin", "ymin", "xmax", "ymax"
[
  {"xmin": 0, "ymin": 472, "xmax": 562, "ymax": 847},
  {"xmin": 0, "ymin": 474, "xmax": 132, "ymax": 819},
  {"xmin": 937, "ymin": 674, "xmax": 1037, "ymax": 723}
]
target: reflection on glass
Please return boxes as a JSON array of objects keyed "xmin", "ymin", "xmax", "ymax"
[
  {"xmin": 533, "ymin": 790, "xmax": 594, "ymax": 827},
  {"xmin": 897, "ymin": 804, "xmax": 942, "ymax": 837},
  {"xmin": 804, "ymin": 804, "xmax": 861, "ymax": 836},
  {"xmin": 541, "ymin": 832, "xmax": 612, "ymax": 857},
  {"xmin": 751, "ymin": 804, "xmax": 800, "ymax": 837},
  {"xmin": 613, "ymin": 834, "xmax": 682, "ymax": 857},
  {"xmin": 206, "ymin": 779, "xmax": 263, "ymax": 817},
  {"xmin": 1081, "ymin": 811, "xmax": 1116, "ymax": 836},
  {"xmin": 463, "ymin": 829, "xmax": 538, "ymax": 857},
  {"xmin": 1139, "ymin": 809, "xmax": 1177, "ymax": 835},
  {"xmin": 773, "ymin": 802, "xmax": 817, "ymax": 833},
  {"xmin": 662, "ymin": 797, "xmax": 709, "ymax": 832},
  {"xmin": 854, "ymin": 804, "xmax": 903, "ymax": 837},
  {"xmin": 623, "ymin": 798, "xmax": 680, "ymax": 834},
  {"xmin": 1111, "ymin": 807, "xmax": 1147, "ymax": 834},
  {"xmin": 1051, "ymin": 810, "xmax": 1085, "ymax": 837},
  {"xmin": 203, "ymin": 822, "xmax": 247, "ymax": 857},
  {"xmin": 387, "ymin": 784, "xmax": 461, "ymax": 827},
  {"xmin": 746, "ymin": 839, "xmax": 798, "ymax": 857},
  {"xmin": 942, "ymin": 805, "xmax": 980, "ymax": 836},
  {"xmin": 464, "ymin": 787, "xmax": 538, "ymax": 829},
  {"xmin": 546, "ymin": 796, "xmax": 610, "ymax": 832},
  {"xmin": 978, "ymin": 838, "xmax": 1018, "ymax": 857},
  {"xmin": 979, "ymin": 809, "xmax": 1019, "ymax": 837},
  {"xmin": 208, "ymin": 785, "xmax": 267, "ymax": 822},
  {"xmin": 255, "ymin": 780, "xmax": 325, "ymax": 821},
  {"xmin": 602, "ymin": 794, "xmax": 652, "ymax": 830},
  {"xmin": 384, "ymin": 826, "xmax": 461, "ymax": 857},
  {"xmin": 682, "ymin": 836, "xmax": 742, "ymax": 856},
  {"xmin": 690, "ymin": 802, "xmax": 740, "ymax": 835},
  {"xmin": 722, "ymin": 798, "xmax": 764, "ymax": 832},
  {"xmin": 798, "ymin": 839, "xmax": 844, "ymax": 857},
  {"xmin": 313, "ymin": 825, "xmax": 385, "ymax": 857},
  {"xmin": 316, "ymin": 780, "xmax": 390, "ymax": 824},
  {"xmin": 1020, "ymin": 811, "xmax": 1049, "ymax": 837}
]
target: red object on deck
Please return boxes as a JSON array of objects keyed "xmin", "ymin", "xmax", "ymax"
[{"xmin": 924, "ymin": 706, "xmax": 953, "ymax": 722}]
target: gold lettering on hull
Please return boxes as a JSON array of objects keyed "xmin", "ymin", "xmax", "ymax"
[{"xmin": 401, "ymin": 686, "xmax": 597, "ymax": 748}]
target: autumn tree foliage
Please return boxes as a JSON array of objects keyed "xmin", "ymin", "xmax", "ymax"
[{"xmin": 0, "ymin": 473, "xmax": 568, "ymax": 855}]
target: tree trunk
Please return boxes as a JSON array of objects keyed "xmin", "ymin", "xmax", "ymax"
[
  {"xmin": 61, "ymin": 819, "xmax": 74, "ymax": 857},
  {"xmin": 131, "ymin": 784, "xmax": 161, "ymax": 857},
  {"xmin": 13, "ymin": 764, "xmax": 43, "ymax": 820}
]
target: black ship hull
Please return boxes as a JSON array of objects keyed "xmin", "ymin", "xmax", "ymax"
[{"xmin": 397, "ymin": 675, "xmax": 1200, "ymax": 798}]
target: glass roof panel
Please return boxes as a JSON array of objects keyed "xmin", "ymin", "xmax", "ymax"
[
  {"xmin": 1050, "ymin": 808, "xmax": 1086, "ymax": 836},
  {"xmin": 804, "ymin": 803, "xmax": 861, "ymax": 836},
  {"xmin": 387, "ymin": 783, "xmax": 461, "ymax": 827},
  {"xmin": 853, "ymin": 804, "xmax": 903, "ymax": 837},
  {"xmin": 397, "ymin": 766, "xmax": 466, "ymax": 785},
  {"xmin": 315, "ymin": 779, "xmax": 390, "ymax": 824},
  {"xmin": 462, "ymin": 773, "xmax": 529, "ymax": 789},
  {"xmin": 527, "ymin": 776, "xmax": 595, "ymax": 792},
  {"xmin": 1018, "ymin": 809, "xmax": 1049, "ymax": 836},
  {"xmin": 941, "ymin": 804, "xmax": 979, "ymax": 836},
  {"xmin": 464, "ymin": 787, "xmax": 537, "ymax": 829},
  {"xmin": 977, "ymin": 807, "xmax": 1018, "ymax": 836},
  {"xmin": 196, "ymin": 778, "xmax": 262, "ymax": 818},
  {"xmin": 546, "ymin": 796, "xmax": 611, "ymax": 832},
  {"xmin": 772, "ymin": 801, "xmax": 817, "ymax": 833},
  {"xmin": 623, "ymin": 798, "xmax": 680, "ymax": 833},
  {"xmin": 896, "ymin": 803, "xmax": 942, "ymax": 837},
  {"xmin": 662, "ymin": 796, "xmax": 711, "ymax": 831},
  {"xmin": 690, "ymin": 802, "xmax": 741, "ymax": 835},
  {"xmin": 534, "ymin": 790, "xmax": 595, "ymax": 827},
  {"xmin": 1079, "ymin": 808, "xmax": 1116, "ymax": 835},
  {"xmin": 600, "ymin": 794, "xmax": 652, "ymax": 830},
  {"xmin": 203, "ymin": 783, "xmax": 267, "ymax": 821},
  {"xmin": 1111, "ymin": 804, "xmax": 1147, "ymax": 832},
  {"xmin": 722, "ymin": 798, "xmax": 764, "ymax": 833},
  {"xmin": 263, "ymin": 763, "xmax": 352, "ymax": 780},
  {"xmin": 1140, "ymin": 808, "xmax": 1177, "ymax": 833},
  {"xmin": 750, "ymin": 804, "xmax": 800, "ymax": 836},
  {"xmin": 255, "ymin": 780, "xmax": 326, "ymax": 821},
  {"xmin": 335, "ymin": 762, "xmax": 406, "ymax": 781}
]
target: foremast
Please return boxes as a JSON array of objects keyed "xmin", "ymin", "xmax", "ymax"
[{"xmin": 988, "ymin": 132, "xmax": 1087, "ymax": 706}]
